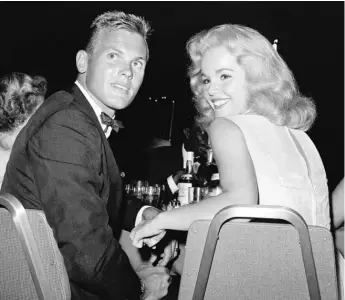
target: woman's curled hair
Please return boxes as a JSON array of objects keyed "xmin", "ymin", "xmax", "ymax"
[
  {"xmin": 0, "ymin": 72, "xmax": 47, "ymax": 133},
  {"xmin": 187, "ymin": 24, "xmax": 316, "ymax": 131}
]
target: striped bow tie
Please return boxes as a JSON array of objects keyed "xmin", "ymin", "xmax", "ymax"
[{"xmin": 100, "ymin": 112, "xmax": 124, "ymax": 133}]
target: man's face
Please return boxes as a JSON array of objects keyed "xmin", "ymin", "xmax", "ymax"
[{"xmin": 84, "ymin": 29, "xmax": 147, "ymax": 115}]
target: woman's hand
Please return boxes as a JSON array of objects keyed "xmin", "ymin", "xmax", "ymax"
[{"xmin": 130, "ymin": 215, "xmax": 165, "ymax": 248}]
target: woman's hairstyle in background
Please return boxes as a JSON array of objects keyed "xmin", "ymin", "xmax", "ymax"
[
  {"xmin": 187, "ymin": 24, "xmax": 316, "ymax": 131},
  {"xmin": 0, "ymin": 72, "xmax": 47, "ymax": 134},
  {"xmin": 86, "ymin": 10, "xmax": 152, "ymax": 59}
]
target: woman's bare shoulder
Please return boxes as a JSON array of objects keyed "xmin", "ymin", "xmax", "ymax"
[{"xmin": 208, "ymin": 117, "xmax": 244, "ymax": 140}]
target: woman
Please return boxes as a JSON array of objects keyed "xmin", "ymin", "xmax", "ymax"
[
  {"xmin": 131, "ymin": 23, "xmax": 343, "ymax": 297},
  {"xmin": 131, "ymin": 23, "xmax": 340, "ymax": 295},
  {"xmin": 130, "ymin": 23, "xmax": 330, "ymax": 242},
  {"xmin": 0, "ymin": 72, "xmax": 47, "ymax": 187}
]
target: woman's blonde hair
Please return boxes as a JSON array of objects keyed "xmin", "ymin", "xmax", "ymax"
[{"xmin": 187, "ymin": 24, "xmax": 316, "ymax": 131}]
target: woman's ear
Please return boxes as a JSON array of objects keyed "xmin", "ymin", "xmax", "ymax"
[{"xmin": 76, "ymin": 50, "xmax": 88, "ymax": 73}]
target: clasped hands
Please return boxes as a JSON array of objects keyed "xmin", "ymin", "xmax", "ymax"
[
  {"xmin": 132, "ymin": 207, "xmax": 179, "ymax": 266},
  {"xmin": 132, "ymin": 207, "xmax": 178, "ymax": 300}
]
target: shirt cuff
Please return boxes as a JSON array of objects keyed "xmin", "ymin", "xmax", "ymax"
[
  {"xmin": 135, "ymin": 205, "xmax": 151, "ymax": 226},
  {"xmin": 167, "ymin": 175, "xmax": 179, "ymax": 194}
]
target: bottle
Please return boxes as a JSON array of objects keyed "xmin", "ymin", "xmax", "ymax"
[
  {"xmin": 197, "ymin": 147, "xmax": 215, "ymax": 188},
  {"xmin": 208, "ymin": 172, "xmax": 223, "ymax": 197},
  {"xmin": 183, "ymin": 151, "xmax": 194, "ymax": 169},
  {"xmin": 177, "ymin": 159, "xmax": 197, "ymax": 206}
]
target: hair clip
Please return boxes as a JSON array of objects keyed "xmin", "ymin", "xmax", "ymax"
[{"xmin": 273, "ymin": 39, "xmax": 279, "ymax": 51}]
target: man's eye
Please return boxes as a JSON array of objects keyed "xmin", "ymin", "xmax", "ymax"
[{"xmin": 132, "ymin": 61, "xmax": 143, "ymax": 68}]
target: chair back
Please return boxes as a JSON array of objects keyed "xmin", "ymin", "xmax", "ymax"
[
  {"xmin": 0, "ymin": 193, "xmax": 71, "ymax": 300},
  {"xmin": 178, "ymin": 205, "xmax": 338, "ymax": 300}
]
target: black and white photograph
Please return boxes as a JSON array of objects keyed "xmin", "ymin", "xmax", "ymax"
[{"xmin": 0, "ymin": 2, "xmax": 343, "ymax": 300}]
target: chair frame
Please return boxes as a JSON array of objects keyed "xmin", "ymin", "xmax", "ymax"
[
  {"xmin": 0, "ymin": 193, "xmax": 53, "ymax": 300},
  {"xmin": 192, "ymin": 204, "xmax": 322, "ymax": 300}
]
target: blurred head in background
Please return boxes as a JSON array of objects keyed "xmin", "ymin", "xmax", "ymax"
[{"xmin": 0, "ymin": 72, "xmax": 47, "ymax": 150}]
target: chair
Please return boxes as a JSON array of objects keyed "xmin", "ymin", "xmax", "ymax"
[
  {"xmin": 178, "ymin": 205, "xmax": 339, "ymax": 300},
  {"xmin": 0, "ymin": 193, "xmax": 71, "ymax": 300}
]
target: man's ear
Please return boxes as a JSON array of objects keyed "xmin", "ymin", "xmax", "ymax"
[{"xmin": 76, "ymin": 50, "xmax": 88, "ymax": 73}]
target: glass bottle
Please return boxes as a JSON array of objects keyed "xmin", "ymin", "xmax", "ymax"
[{"xmin": 177, "ymin": 159, "xmax": 197, "ymax": 206}]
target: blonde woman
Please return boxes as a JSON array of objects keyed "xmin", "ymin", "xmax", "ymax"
[{"xmin": 131, "ymin": 23, "xmax": 330, "ymax": 245}]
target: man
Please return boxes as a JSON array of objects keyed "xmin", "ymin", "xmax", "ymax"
[{"xmin": 1, "ymin": 10, "xmax": 176, "ymax": 300}]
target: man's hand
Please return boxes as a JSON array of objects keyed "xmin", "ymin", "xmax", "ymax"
[
  {"xmin": 138, "ymin": 207, "xmax": 180, "ymax": 266},
  {"xmin": 172, "ymin": 170, "xmax": 184, "ymax": 184},
  {"xmin": 155, "ymin": 238, "xmax": 179, "ymax": 267},
  {"xmin": 136, "ymin": 263, "xmax": 171, "ymax": 300}
]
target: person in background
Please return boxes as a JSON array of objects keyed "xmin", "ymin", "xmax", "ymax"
[
  {"xmin": 1, "ymin": 11, "xmax": 177, "ymax": 300},
  {"xmin": 140, "ymin": 124, "xmax": 208, "ymax": 207},
  {"xmin": 0, "ymin": 72, "xmax": 47, "ymax": 187},
  {"xmin": 130, "ymin": 22, "xmax": 331, "ymax": 259}
]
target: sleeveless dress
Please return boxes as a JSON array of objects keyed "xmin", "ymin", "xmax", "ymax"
[
  {"xmin": 227, "ymin": 114, "xmax": 330, "ymax": 228},
  {"xmin": 226, "ymin": 115, "xmax": 345, "ymax": 298}
]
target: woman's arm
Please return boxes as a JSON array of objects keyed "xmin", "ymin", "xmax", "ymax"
[
  {"xmin": 153, "ymin": 118, "xmax": 258, "ymax": 231},
  {"xmin": 146, "ymin": 118, "xmax": 258, "ymax": 234}
]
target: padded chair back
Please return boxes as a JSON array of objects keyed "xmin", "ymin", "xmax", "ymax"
[
  {"xmin": 0, "ymin": 193, "xmax": 71, "ymax": 300},
  {"xmin": 178, "ymin": 205, "xmax": 338, "ymax": 300}
]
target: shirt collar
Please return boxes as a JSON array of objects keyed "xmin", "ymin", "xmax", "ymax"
[{"xmin": 75, "ymin": 80, "xmax": 112, "ymax": 138}]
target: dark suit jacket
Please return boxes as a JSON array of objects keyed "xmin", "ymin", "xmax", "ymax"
[{"xmin": 1, "ymin": 85, "xmax": 144, "ymax": 299}]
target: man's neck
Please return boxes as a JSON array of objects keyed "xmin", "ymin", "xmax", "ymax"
[{"xmin": 75, "ymin": 78, "xmax": 115, "ymax": 118}]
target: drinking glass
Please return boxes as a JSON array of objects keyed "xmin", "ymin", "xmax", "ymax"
[
  {"xmin": 143, "ymin": 185, "xmax": 160, "ymax": 206},
  {"xmin": 188, "ymin": 187, "xmax": 210, "ymax": 204},
  {"xmin": 188, "ymin": 187, "xmax": 201, "ymax": 204}
]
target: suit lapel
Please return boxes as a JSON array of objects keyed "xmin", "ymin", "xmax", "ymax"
[{"xmin": 70, "ymin": 85, "xmax": 123, "ymax": 211}]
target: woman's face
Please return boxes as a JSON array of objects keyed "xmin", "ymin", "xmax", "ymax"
[{"xmin": 200, "ymin": 45, "xmax": 248, "ymax": 118}]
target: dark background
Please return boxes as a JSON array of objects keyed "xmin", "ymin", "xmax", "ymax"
[{"xmin": 0, "ymin": 1, "xmax": 343, "ymax": 191}]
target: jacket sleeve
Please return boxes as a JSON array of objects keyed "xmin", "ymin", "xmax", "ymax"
[{"xmin": 26, "ymin": 109, "xmax": 141, "ymax": 299}]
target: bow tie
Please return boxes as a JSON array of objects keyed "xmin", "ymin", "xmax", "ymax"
[{"xmin": 100, "ymin": 112, "xmax": 124, "ymax": 133}]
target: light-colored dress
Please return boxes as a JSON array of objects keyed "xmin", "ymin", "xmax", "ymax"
[
  {"xmin": 227, "ymin": 115, "xmax": 345, "ymax": 297},
  {"xmin": 227, "ymin": 114, "xmax": 330, "ymax": 229}
]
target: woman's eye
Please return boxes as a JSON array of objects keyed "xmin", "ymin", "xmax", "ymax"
[
  {"xmin": 202, "ymin": 78, "xmax": 210, "ymax": 85},
  {"xmin": 221, "ymin": 74, "xmax": 231, "ymax": 80},
  {"xmin": 108, "ymin": 53, "xmax": 118, "ymax": 59}
]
